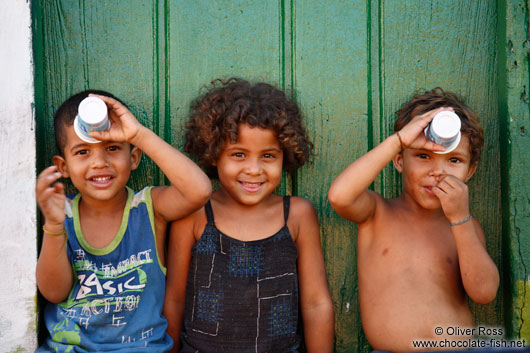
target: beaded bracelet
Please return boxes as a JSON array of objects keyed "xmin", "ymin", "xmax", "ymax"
[
  {"xmin": 450, "ymin": 215, "xmax": 472, "ymax": 226},
  {"xmin": 42, "ymin": 225, "xmax": 66, "ymax": 236}
]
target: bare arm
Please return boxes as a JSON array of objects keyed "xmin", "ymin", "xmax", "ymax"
[
  {"xmin": 328, "ymin": 134, "xmax": 401, "ymax": 223},
  {"xmin": 35, "ymin": 166, "xmax": 73, "ymax": 303},
  {"xmin": 91, "ymin": 94, "xmax": 212, "ymax": 223},
  {"xmin": 163, "ymin": 212, "xmax": 200, "ymax": 352},
  {"xmin": 328, "ymin": 108, "xmax": 446, "ymax": 223},
  {"xmin": 433, "ymin": 175, "xmax": 499, "ymax": 304},
  {"xmin": 452, "ymin": 219, "xmax": 499, "ymax": 304},
  {"xmin": 291, "ymin": 197, "xmax": 334, "ymax": 353}
]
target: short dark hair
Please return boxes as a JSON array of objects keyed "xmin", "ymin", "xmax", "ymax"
[
  {"xmin": 394, "ymin": 87, "xmax": 484, "ymax": 165},
  {"xmin": 53, "ymin": 90, "xmax": 124, "ymax": 156},
  {"xmin": 184, "ymin": 78, "xmax": 313, "ymax": 178}
]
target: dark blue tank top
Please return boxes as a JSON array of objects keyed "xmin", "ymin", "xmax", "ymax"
[
  {"xmin": 181, "ymin": 197, "xmax": 300, "ymax": 353},
  {"xmin": 38, "ymin": 187, "xmax": 172, "ymax": 352}
]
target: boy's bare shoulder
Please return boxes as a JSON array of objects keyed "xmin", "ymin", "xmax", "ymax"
[{"xmin": 357, "ymin": 190, "xmax": 397, "ymax": 225}]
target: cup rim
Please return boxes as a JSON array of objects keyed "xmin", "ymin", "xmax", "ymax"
[
  {"xmin": 433, "ymin": 131, "xmax": 461, "ymax": 154},
  {"xmin": 73, "ymin": 116, "xmax": 103, "ymax": 144}
]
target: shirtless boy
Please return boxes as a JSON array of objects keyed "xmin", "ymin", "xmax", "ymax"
[{"xmin": 328, "ymin": 88, "xmax": 499, "ymax": 351}]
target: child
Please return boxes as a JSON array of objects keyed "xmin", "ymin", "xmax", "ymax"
[
  {"xmin": 328, "ymin": 88, "xmax": 499, "ymax": 351},
  {"xmin": 163, "ymin": 79, "xmax": 334, "ymax": 353},
  {"xmin": 36, "ymin": 90, "xmax": 212, "ymax": 351}
]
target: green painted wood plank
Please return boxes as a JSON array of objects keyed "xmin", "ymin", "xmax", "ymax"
[
  {"xmin": 34, "ymin": 1, "xmax": 161, "ymax": 192},
  {"xmin": 292, "ymin": 1, "xmax": 371, "ymax": 351},
  {"xmin": 374, "ymin": 0, "xmax": 502, "ymax": 327},
  {"xmin": 166, "ymin": 0, "xmax": 291, "ymax": 194},
  {"xmin": 498, "ymin": 0, "xmax": 530, "ymax": 341}
]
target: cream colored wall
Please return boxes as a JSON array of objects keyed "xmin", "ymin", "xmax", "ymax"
[{"xmin": 0, "ymin": 0, "xmax": 37, "ymax": 351}]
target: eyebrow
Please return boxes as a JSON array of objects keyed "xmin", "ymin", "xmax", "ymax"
[
  {"xmin": 70, "ymin": 143, "xmax": 89, "ymax": 152},
  {"xmin": 449, "ymin": 151, "xmax": 469, "ymax": 158},
  {"xmin": 225, "ymin": 146, "xmax": 282, "ymax": 153}
]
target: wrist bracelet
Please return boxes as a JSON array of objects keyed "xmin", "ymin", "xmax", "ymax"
[
  {"xmin": 42, "ymin": 225, "xmax": 66, "ymax": 236},
  {"xmin": 395, "ymin": 132, "xmax": 404, "ymax": 151},
  {"xmin": 450, "ymin": 215, "xmax": 472, "ymax": 226}
]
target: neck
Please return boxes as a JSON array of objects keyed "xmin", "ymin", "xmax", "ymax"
[
  {"xmin": 79, "ymin": 188, "xmax": 129, "ymax": 217},
  {"xmin": 397, "ymin": 190, "xmax": 445, "ymax": 219},
  {"xmin": 213, "ymin": 188, "xmax": 275, "ymax": 213}
]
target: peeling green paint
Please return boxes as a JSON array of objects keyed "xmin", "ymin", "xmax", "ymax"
[
  {"xmin": 516, "ymin": 280, "xmax": 530, "ymax": 340},
  {"xmin": 498, "ymin": 0, "xmax": 530, "ymax": 343},
  {"xmin": 28, "ymin": 296, "xmax": 38, "ymax": 333}
]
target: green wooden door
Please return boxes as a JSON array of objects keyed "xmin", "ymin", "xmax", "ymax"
[{"xmin": 33, "ymin": 1, "xmax": 524, "ymax": 352}]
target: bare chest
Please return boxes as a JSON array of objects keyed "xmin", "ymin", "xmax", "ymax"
[{"xmin": 358, "ymin": 219, "xmax": 461, "ymax": 286}]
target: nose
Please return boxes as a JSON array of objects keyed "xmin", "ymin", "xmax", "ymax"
[
  {"xmin": 90, "ymin": 149, "xmax": 109, "ymax": 168},
  {"xmin": 429, "ymin": 160, "xmax": 446, "ymax": 179},
  {"xmin": 244, "ymin": 157, "xmax": 263, "ymax": 175}
]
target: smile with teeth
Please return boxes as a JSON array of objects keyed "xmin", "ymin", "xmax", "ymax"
[
  {"xmin": 89, "ymin": 176, "xmax": 113, "ymax": 185},
  {"xmin": 239, "ymin": 181, "xmax": 264, "ymax": 192}
]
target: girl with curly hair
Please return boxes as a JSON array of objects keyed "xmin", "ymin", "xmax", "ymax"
[{"xmin": 164, "ymin": 78, "xmax": 334, "ymax": 353}]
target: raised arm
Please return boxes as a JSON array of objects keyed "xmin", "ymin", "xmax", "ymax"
[
  {"xmin": 35, "ymin": 165, "xmax": 74, "ymax": 303},
  {"xmin": 291, "ymin": 197, "xmax": 334, "ymax": 353},
  {"xmin": 328, "ymin": 108, "xmax": 446, "ymax": 223},
  {"xmin": 90, "ymin": 94, "xmax": 212, "ymax": 222},
  {"xmin": 433, "ymin": 174, "xmax": 499, "ymax": 304},
  {"xmin": 163, "ymin": 212, "xmax": 200, "ymax": 352}
]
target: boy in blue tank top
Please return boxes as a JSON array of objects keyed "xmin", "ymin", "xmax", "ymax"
[{"xmin": 35, "ymin": 90, "xmax": 212, "ymax": 352}]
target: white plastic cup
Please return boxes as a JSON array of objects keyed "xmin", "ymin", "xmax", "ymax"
[
  {"xmin": 73, "ymin": 96, "xmax": 110, "ymax": 143},
  {"xmin": 424, "ymin": 111, "xmax": 461, "ymax": 153}
]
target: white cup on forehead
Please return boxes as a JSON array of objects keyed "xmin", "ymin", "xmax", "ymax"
[
  {"xmin": 424, "ymin": 110, "xmax": 461, "ymax": 154},
  {"xmin": 73, "ymin": 96, "xmax": 110, "ymax": 143}
]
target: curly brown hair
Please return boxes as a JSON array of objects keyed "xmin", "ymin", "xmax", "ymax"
[
  {"xmin": 185, "ymin": 78, "xmax": 313, "ymax": 178},
  {"xmin": 394, "ymin": 87, "xmax": 484, "ymax": 165}
]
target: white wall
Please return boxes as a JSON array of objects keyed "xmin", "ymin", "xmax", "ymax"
[{"xmin": 0, "ymin": 0, "xmax": 38, "ymax": 351}]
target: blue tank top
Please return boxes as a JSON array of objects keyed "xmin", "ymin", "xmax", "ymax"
[
  {"xmin": 180, "ymin": 197, "xmax": 300, "ymax": 353},
  {"xmin": 37, "ymin": 187, "xmax": 172, "ymax": 352}
]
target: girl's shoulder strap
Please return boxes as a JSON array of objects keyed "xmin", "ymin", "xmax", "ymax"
[
  {"xmin": 283, "ymin": 195, "xmax": 291, "ymax": 224},
  {"xmin": 204, "ymin": 200, "xmax": 215, "ymax": 225}
]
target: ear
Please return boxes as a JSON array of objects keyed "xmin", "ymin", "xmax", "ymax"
[
  {"xmin": 392, "ymin": 152, "xmax": 404, "ymax": 173},
  {"xmin": 52, "ymin": 155, "xmax": 69, "ymax": 178},
  {"xmin": 465, "ymin": 162, "xmax": 478, "ymax": 182},
  {"xmin": 211, "ymin": 160, "xmax": 217, "ymax": 167},
  {"xmin": 130, "ymin": 146, "xmax": 142, "ymax": 171}
]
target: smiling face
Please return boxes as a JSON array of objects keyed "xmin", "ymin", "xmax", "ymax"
[
  {"xmin": 53, "ymin": 124, "xmax": 141, "ymax": 204},
  {"xmin": 393, "ymin": 134, "xmax": 478, "ymax": 210},
  {"xmin": 214, "ymin": 124, "xmax": 283, "ymax": 207}
]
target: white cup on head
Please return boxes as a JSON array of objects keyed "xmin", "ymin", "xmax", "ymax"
[
  {"xmin": 424, "ymin": 110, "xmax": 461, "ymax": 154},
  {"xmin": 74, "ymin": 96, "xmax": 110, "ymax": 143}
]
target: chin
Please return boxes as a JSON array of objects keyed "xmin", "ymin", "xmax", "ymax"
[{"xmin": 419, "ymin": 199, "xmax": 442, "ymax": 210}]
